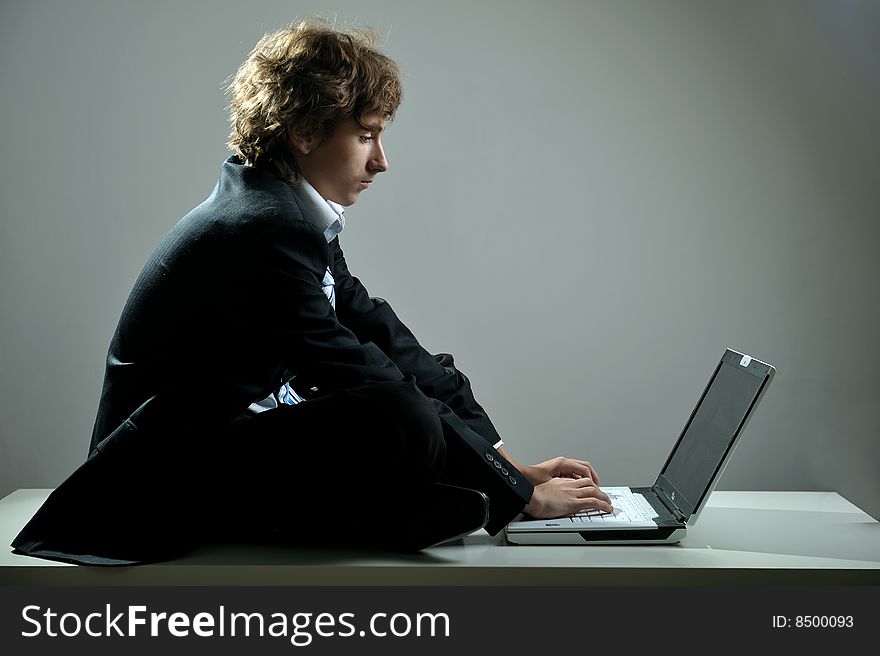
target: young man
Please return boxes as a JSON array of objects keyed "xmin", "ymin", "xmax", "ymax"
[{"xmin": 12, "ymin": 19, "xmax": 611, "ymax": 565}]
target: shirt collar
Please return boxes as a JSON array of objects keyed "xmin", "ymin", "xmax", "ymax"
[{"xmin": 290, "ymin": 176, "xmax": 346, "ymax": 243}]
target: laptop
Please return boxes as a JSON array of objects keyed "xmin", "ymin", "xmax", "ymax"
[{"xmin": 505, "ymin": 348, "xmax": 775, "ymax": 545}]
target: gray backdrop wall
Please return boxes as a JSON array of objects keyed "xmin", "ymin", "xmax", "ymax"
[{"xmin": 2, "ymin": 0, "xmax": 878, "ymax": 519}]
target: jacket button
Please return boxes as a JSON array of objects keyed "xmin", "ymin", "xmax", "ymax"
[
  {"xmin": 508, "ymin": 476, "xmax": 517, "ymax": 485},
  {"xmin": 500, "ymin": 467, "xmax": 509, "ymax": 476},
  {"xmin": 494, "ymin": 460, "xmax": 502, "ymax": 469},
  {"xmin": 485, "ymin": 452, "xmax": 494, "ymax": 462}
]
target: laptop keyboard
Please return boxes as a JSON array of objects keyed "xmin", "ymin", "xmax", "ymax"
[{"xmin": 569, "ymin": 487, "xmax": 658, "ymax": 524}]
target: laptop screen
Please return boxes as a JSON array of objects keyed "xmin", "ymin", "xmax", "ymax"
[{"xmin": 655, "ymin": 350, "xmax": 773, "ymax": 519}]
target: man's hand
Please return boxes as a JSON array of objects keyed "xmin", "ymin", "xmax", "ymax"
[
  {"xmin": 496, "ymin": 448, "xmax": 612, "ymax": 519},
  {"xmin": 523, "ymin": 476, "xmax": 613, "ymax": 518},
  {"xmin": 522, "ymin": 457, "xmax": 601, "ymax": 486}
]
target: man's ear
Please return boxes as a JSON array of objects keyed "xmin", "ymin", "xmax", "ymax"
[{"xmin": 288, "ymin": 126, "xmax": 316, "ymax": 155}]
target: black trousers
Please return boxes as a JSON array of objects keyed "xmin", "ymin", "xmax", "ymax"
[
  {"xmin": 12, "ymin": 378, "xmax": 484, "ymax": 565},
  {"xmin": 205, "ymin": 378, "xmax": 452, "ymax": 547}
]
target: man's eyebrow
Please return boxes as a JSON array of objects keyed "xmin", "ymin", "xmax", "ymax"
[{"xmin": 360, "ymin": 121, "xmax": 386, "ymax": 133}]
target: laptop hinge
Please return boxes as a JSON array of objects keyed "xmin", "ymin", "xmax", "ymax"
[{"xmin": 653, "ymin": 485, "xmax": 687, "ymax": 524}]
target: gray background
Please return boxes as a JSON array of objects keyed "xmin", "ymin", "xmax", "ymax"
[{"xmin": 2, "ymin": 0, "xmax": 878, "ymax": 519}]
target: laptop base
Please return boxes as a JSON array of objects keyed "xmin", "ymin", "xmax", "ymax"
[{"xmin": 505, "ymin": 525, "xmax": 687, "ymax": 545}]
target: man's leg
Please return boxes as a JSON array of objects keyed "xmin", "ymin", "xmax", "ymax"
[{"xmin": 206, "ymin": 378, "xmax": 473, "ymax": 548}]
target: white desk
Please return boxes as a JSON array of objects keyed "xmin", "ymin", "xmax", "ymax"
[{"xmin": 1, "ymin": 489, "xmax": 878, "ymax": 585}]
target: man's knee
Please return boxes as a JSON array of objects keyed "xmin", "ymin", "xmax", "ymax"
[{"xmin": 352, "ymin": 379, "xmax": 446, "ymax": 478}]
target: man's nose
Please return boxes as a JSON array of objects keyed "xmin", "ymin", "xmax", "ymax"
[{"xmin": 371, "ymin": 141, "xmax": 389, "ymax": 173}]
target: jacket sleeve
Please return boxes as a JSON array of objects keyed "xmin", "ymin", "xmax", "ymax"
[
  {"xmin": 330, "ymin": 237, "xmax": 504, "ymax": 448},
  {"xmin": 258, "ymin": 222, "xmax": 405, "ymax": 395}
]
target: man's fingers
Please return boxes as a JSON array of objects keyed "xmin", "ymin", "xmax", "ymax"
[
  {"xmin": 542, "ymin": 457, "xmax": 602, "ymax": 486},
  {"xmin": 575, "ymin": 483, "xmax": 611, "ymax": 505},
  {"xmin": 572, "ymin": 496, "xmax": 613, "ymax": 514},
  {"xmin": 575, "ymin": 488, "xmax": 614, "ymax": 512},
  {"xmin": 530, "ymin": 478, "xmax": 614, "ymax": 518},
  {"xmin": 567, "ymin": 459, "xmax": 600, "ymax": 485},
  {"xmin": 564, "ymin": 477, "xmax": 612, "ymax": 507},
  {"xmin": 580, "ymin": 460, "xmax": 599, "ymax": 485}
]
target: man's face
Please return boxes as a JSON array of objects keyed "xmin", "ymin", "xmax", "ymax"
[{"xmin": 290, "ymin": 111, "xmax": 389, "ymax": 207}]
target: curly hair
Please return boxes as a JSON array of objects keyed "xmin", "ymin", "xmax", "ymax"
[{"xmin": 226, "ymin": 18, "xmax": 403, "ymax": 179}]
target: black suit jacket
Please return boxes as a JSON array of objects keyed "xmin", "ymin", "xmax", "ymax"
[{"xmin": 12, "ymin": 158, "xmax": 532, "ymax": 564}]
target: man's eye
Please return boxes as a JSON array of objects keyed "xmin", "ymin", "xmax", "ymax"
[{"xmin": 360, "ymin": 135, "xmax": 374, "ymax": 143}]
